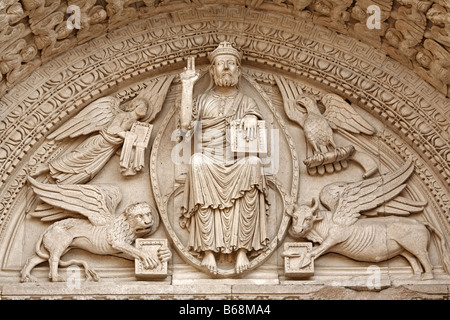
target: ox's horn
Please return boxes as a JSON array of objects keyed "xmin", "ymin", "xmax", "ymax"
[{"xmin": 311, "ymin": 197, "xmax": 319, "ymax": 213}]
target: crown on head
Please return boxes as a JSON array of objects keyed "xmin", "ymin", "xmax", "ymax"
[{"xmin": 208, "ymin": 41, "xmax": 242, "ymax": 63}]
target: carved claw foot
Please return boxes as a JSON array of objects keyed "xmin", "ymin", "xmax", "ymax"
[
  {"xmin": 20, "ymin": 274, "xmax": 38, "ymax": 283},
  {"xmin": 50, "ymin": 274, "xmax": 66, "ymax": 282},
  {"xmin": 300, "ymin": 252, "xmax": 313, "ymax": 268}
]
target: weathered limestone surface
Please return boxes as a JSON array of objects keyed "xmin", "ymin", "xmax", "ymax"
[{"xmin": 0, "ymin": 2, "xmax": 448, "ymax": 301}]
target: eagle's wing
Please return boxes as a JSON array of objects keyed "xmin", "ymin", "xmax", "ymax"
[
  {"xmin": 274, "ymin": 75, "xmax": 306, "ymax": 128},
  {"xmin": 321, "ymin": 93, "xmax": 376, "ymax": 136},
  {"xmin": 27, "ymin": 177, "xmax": 122, "ymax": 226},
  {"xmin": 328, "ymin": 160, "xmax": 422, "ymax": 226},
  {"xmin": 47, "ymin": 96, "xmax": 120, "ymax": 141}
]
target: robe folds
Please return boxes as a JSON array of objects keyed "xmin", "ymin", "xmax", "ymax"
[
  {"xmin": 49, "ymin": 129, "xmax": 124, "ymax": 184},
  {"xmin": 181, "ymin": 89, "xmax": 270, "ymax": 254}
]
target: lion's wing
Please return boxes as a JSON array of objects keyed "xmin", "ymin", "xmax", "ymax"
[{"xmin": 28, "ymin": 177, "xmax": 122, "ymax": 226}]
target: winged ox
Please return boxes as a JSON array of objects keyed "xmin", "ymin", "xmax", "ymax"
[{"xmin": 285, "ymin": 160, "xmax": 450, "ymax": 280}]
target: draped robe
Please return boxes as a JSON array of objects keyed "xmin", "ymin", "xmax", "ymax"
[
  {"xmin": 181, "ymin": 89, "xmax": 270, "ymax": 255},
  {"xmin": 48, "ymin": 129, "xmax": 124, "ymax": 184}
]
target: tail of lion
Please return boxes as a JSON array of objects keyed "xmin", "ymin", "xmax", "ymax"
[
  {"xmin": 424, "ymin": 222, "xmax": 450, "ymax": 275},
  {"xmin": 34, "ymin": 231, "xmax": 50, "ymax": 260}
]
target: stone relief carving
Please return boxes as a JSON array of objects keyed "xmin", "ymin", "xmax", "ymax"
[
  {"xmin": 19, "ymin": 73, "xmax": 175, "ymax": 282},
  {"xmin": 276, "ymin": 75, "xmax": 378, "ymax": 176},
  {"xmin": 150, "ymin": 50, "xmax": 298, "ymax": 279},
  {"xmin": 0, "ymin": 0, "xmax": 27, "ymax": 47},
  {"xmin": 414, "ymin": 39, "xmax": 450, "ymax": 95},
  {"xmin": 0, "ymin": 39, "xmax": 40, "ymax": 88},
  {"xmin": 30, "ymin": 10, "xmax": 76, "ymax": 62},
  {"xmin": 21, "ymin": 177, "xmax": 171, "ymax": 282},
  {"xmin": 284, "ymin": 159, "xmax": 450, "ymax": 280},
  {"xmin": 0, "ymin": 5, "xmax": 447, "ymax": 196},
  {"xmin": 425, "ymin": 3, "xmax": 450, "ymax": 48},
  {"xmin": 2, "ymin": 1, "xmax": 449, "ymax": 97},
  {"xmin": 30, "ymin": 75, "xmax": 173, "ymax": 184},
  {"xmin": 0, "ymin": 3, "xmax": 447, "ymax": 298},
  {"xmin": 69, "ymin": 0, "xmax": 108, "ymax": 45},
  {"xmin": 350, "ymin": 0, "xmax": 392, "ymax": 48},
  {"xmin": 2, "ymin": 36, "xmax": 444, "ymax": 285},
  {"xmin": 32, "ymin": 96, "xmax": 149, "ymax": 184},
  {"xmin": 178, "ymin": 42, "xmax": 270, "ymax": 275},
  {"xmin": 312, "ymin": 0, "xmax": 354, "ymax": 34},
  {"xmin": 383, "ymin": 0, "xmax": 431, "ymax": 69}
]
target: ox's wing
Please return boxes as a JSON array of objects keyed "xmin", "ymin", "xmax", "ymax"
[
  {"xmin": 330, "ymin": 159, "xmax": 417, "ymax": 226},
  {"xmin": 28, "ymin": 177, "xmax": 121, "ymax": 226}
]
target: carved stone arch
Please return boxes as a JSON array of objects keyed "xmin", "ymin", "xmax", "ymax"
[{"xmin": 0, "ymin": 5, "xmax": 448, "ymax": 299}]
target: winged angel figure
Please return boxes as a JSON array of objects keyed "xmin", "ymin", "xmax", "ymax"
[
  {"xmin": 32, "ymin": 75, "xmax": 174, "ymax": 184},
  {"xmin": 285, "ymin": 160, "xmax": 450, "ymax": 280},
  {"xmin": 21, "ymin": 177, "xmax": 172, "ymax": 283},
  {"xmin": 275, "ymin": 75, "xmax": 377, "ymax": 175}
]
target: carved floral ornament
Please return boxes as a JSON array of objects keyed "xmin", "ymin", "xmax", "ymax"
[{"xmin": 0, "ymin": 3, "xmax": 448, "ymax": 294}]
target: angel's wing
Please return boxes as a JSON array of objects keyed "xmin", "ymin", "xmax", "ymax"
[
  {"xmin": 27, "ymin": 177, "xmax": 122, "ymax": 226},
  {"xmin": 321, "ymin": 93, "xmax": 376, "ymax": 136},
  {"xmin": 47, "ymin": 96, "xmax": 121, "ymax": 141},
  {"xmin": 136, "ymin": 74, "xmax": 175, "ymax": 123},
  {"xmin": 322, "ymin": 159, "xmax": 424, "ymax": 226},
  {"xmin": 274, "ymin": 75, "xmax": 306, "ymax": 128}
]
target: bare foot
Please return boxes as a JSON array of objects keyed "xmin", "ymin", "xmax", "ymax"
[
  {"xmin": 201, "ymin": 251, "xmax": 217, "ymax": 274},
  {"xmin": 235, "ymin": 249, "xmax": 249, "ymax": 273}
]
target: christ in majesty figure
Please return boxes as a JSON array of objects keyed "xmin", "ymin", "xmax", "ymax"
[{"xmin": 179, "ymin": 42, "xmax": 270, "ymax": 274}]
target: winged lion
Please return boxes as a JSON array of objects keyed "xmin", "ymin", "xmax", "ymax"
[{"xmin": 21, "ymin": 177, "xmax": 171, "ymax": 282}]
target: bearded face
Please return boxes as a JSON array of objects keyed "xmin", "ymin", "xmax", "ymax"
[{"xmin": 211, "ymin": 54, "xmax": 241, "ymax": 87}]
